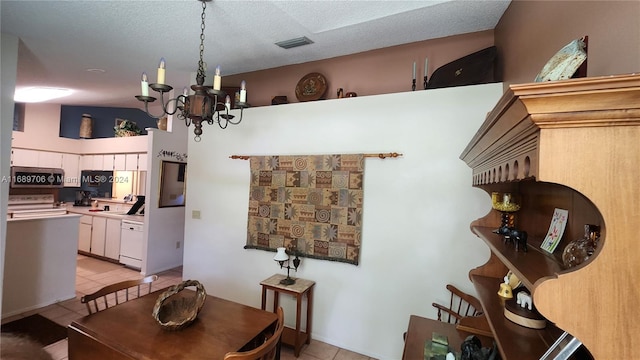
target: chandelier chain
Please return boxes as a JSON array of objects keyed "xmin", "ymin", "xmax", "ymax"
[{"xmin": 197, "ymin": 0, "xmax": 206, "ymax": 81}]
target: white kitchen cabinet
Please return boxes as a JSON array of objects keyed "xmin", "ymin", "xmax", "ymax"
[
  {"xmin": 90, "ymin": 216, "xmax": 107, "ymax": 256},
  {"xmin": 62, "ymin": 153, "xmax": 81, "ymax": 187},
  {"xmin": 81, "ymin": 155, "xmax": 93, "ymax": 170},
  {"xmin": 92, "ymin": 155, "xmax": 104, "ymax": 171},
  {"xmin": 11, "ymin": 148, "xmax": 40, "ymax": 167},
  {"xmin": 114, "ymin": 154, "xmax": 126, "ymax": 170},
  {"xmin": 103, "ymin": 154, "xmax": 115, "ymax": 171},
  {"xmin": 78, "ymin": 215, "xmax": 92, "ymax": 253},
  {"xmin": 137, "ymin": 153, "xmax": 148, "ymax": 171},
  {"xmin": 38, "ymin": 151, "xmax": 63, "ymax": 168},
  {"xmin": 125, "ymin": 153, "xmax": 138, "ymax": 171},
  {"xmin": 104, "ymin": 218, "xmax": 122, "ymax": 260}
]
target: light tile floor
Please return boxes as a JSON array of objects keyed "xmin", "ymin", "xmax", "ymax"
[{"xmin": 2, "ymin": 255, "xmax": 375, "ymax": 360}]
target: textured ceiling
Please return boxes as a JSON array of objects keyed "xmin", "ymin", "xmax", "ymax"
[{"xmin": 1, "ymin": 0, "xmax": 510, "ymax": 108}]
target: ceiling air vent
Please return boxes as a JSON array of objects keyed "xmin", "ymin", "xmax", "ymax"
[{"xmin": 275, "ymin": 36, "xmax": 314, "ymax": 49}]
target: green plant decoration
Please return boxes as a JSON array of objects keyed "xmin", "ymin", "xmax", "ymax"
[{"xmin": 114, "ymin": 119, "xmax": 142, "ymax": 137}]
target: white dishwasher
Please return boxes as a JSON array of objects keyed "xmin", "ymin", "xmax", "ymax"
[{"xmin": 120, "ymin": 219, "xmax": 143, "ymax": 269}]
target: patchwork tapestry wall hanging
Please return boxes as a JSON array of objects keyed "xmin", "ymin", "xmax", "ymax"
[{"xmin": 244, "ymin": 154, "xmax": 365, "ymax": 265}]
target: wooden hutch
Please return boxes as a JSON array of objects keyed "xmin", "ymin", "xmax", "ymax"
[{"xmin": 457, "ymin": 74, "xmax": 640, "ymax": 359}]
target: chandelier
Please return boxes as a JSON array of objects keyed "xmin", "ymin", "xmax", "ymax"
[{"xmin": 135, "ymin": 0, "xmax": 248, "ymax": 142}]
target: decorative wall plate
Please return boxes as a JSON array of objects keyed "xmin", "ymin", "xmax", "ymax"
[{"xmin": 295, "ymin": 72, "xmax": 327, "ymax": 102}]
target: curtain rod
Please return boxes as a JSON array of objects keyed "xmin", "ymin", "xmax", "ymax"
[{"xmin": 229, "ymin": 152, "xmax": 403, "ymax": 160}]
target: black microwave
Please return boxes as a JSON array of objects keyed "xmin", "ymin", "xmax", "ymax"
[{"xmin": 10, "ymin": 166, "xmax": 64, "ymax": 188}]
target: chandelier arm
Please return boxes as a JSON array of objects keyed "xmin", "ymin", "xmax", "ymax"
[
  {"xmin": 141, "ymin": 99, "xmax": 168, "ymax": 119},
  {"xmin": 226, "ymin": 108, "xmax": 243, "ymax": 125},
  {"xmin": 217, "ymin": 111, "xmax": 229, "ymax": 129}
]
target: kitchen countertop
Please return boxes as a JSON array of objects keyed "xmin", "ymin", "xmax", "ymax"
[
  {"xmin": 66, "ymin": 205, "xmax": 145, "ymax": 223},
  {"xmin": 92, "ymin": 197, "xmax": 136, "ymax": 205}
]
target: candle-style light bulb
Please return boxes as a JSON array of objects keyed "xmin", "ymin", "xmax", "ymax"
[
  {"xmin": 157, "ymin": 58, "xmax": 166, "ymax": 84},
  {"xmin": 239, "ymin": 80, "xmax": 247, "ymax": 103},
  {"xmin": 225, "ymin": 95, "xmax": 231, "ymax": 111},
  {"xmin": 141, "ymin": 72, "xmax": 149, "ymax": 96},
  {"xmin": 213, "ymin": 65, "xmax": 221, "ymax": 91},
  {"xmin": 412, "ymin": 61, "xmax": 416, "ymax": 80},
  {"xmin": 182, "ymin": 86, "xmax": 188, "ymax": 97}
]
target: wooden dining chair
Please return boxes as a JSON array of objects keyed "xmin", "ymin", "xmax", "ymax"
[
  {"xmin": 223, "ymin": 307, "xmax": 284, "ymax": 360},
  {"xmin": 81, "ymin": 274, "xmax": 158, "ymax": 314},
  {"xmin": 432, "ymin": 284, "xmax": 483, "ymax": 324}
]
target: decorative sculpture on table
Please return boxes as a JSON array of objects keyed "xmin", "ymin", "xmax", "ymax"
[{"xmin": 152, "ymin": 280, "xmax": 206, "ymax": 331}]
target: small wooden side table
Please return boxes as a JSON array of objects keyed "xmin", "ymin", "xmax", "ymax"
[{"xmin": 260, "ymin": 274, "xmax": 315, "ymax": 357}]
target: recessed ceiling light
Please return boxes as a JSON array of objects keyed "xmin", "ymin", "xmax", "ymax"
[
  {"xmin": 86, "ymin": 68, "xmax": 106, "ymax": 73},
  {"xmin": 14, "ymin": 87, "xmax": 73, "ymax": 103}
]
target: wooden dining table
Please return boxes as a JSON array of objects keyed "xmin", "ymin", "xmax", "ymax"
[{"xmin": 68, "ymin": 288, "xmax": 278, "ymax": 360}]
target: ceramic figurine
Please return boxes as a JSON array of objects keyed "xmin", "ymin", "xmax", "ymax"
[{"xmin": 516, "ymin": 291, "xmax": 533, "ymax": 310}]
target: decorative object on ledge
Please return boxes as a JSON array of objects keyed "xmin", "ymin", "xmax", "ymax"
[
  {"xmin": 79, "ymin": 113, "xmax": 93, "ymax": 139},
  {"xmin": 135, "ymin": 0, "xmax": 249, "ymax": 142},
  {"xmin": 423, "ymin": 57, "xmax": 429, "ymax": 90},
  {"xmin": 114, "ymin": 119, "xmax": 141, "ymax": 137},
  {"xmin": 273, "ymin": 246, "xmax": 301, "ymax": 285},
  {"xmin": 157, "ymin": 116, "xmax": 168, "ymax": 131},
  {"xmin": 295, "ymin": 72, "xmax": 327, "ymax": 102},
  {"xmin": 427, "ymin": 46, "xmax": 497, "ymax": 90},
  {"xmin": 152, "ymin": 280, "xmax": 206, "ymax": 331},
  {"xmin": 562, "ymin": 224, "xmax": 601, "ymax": 269},
  {"xmin": 534, "ymin": 37, "xmax": 588, "ymax": 82},
  {"xmin": 271, "ymin": 96, "xmax": 288, "ymax": 105}
]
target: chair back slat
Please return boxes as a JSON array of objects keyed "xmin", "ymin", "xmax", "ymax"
[
  {"xmin": 82, "ymin": 275, "xmax": 158, "ymax": 315},
  {"xmin": 223, "ymin": 307, "xmax": 284, "ymax": 360},
  {"xmin": 432, "ymin": 283, "xmax": 484, "ymax": 325}
]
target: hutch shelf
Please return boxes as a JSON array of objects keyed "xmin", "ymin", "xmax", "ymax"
[{"xmin": 459, "ymin": 74, "xmax": 640, "ymax": 359}]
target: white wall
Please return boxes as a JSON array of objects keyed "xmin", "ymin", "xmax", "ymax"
[
  {"xmin": 1, "ymin": 33, "xmax": 19, "ymax": 317},
  {"xmin": 3, "ymin": 216, "xmax": 80, "ymax": 317},
  {"xmin": 182, "ymin": 83, "xmax": 502, "ymax": 359},
  {"xmin": 142, "ymin": 128, "xmax": 187, "ymax": 275}
]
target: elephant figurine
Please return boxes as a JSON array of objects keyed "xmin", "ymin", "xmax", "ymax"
[{"xmin": 516, "ymin": 291, "xmax": 533, "ymax": 310}]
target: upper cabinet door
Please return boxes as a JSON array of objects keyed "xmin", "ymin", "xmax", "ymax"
[
  {"xmin": 137, "ymin": 153, "xmax": 148, "ymax": 171},
  {"xmin": 12, "ymin": 148, "xmax": 40, "ymax": 167},
  {"xmin": 114, "ymin": 154, "xmax": 126, "ymax": 170},
  {"xmin": 62, "ymin": 153, "xmax": 80, "ymax": 187},
  {"xmin": 103, "ymin": 154, "xmax": 115, "ymax": 171},
  {"xmin": 38, "ymin": 151, "xmax": 63, "ymax": 168},
  {"xmin": 81, "ymin": 155, "xmax": 93, "ymax": 170},
  {"xmin": 125, "ymin": 154, "xmax": 138, "ymax": 171},
  {"xmin": 92, "ymin": 155, "xmax": 104, "ymax": 171}
]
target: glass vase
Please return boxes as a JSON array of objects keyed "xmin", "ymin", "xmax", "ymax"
[{"xmin": 562, "ymin": 224, "xmax": 601, "ymax": 268}]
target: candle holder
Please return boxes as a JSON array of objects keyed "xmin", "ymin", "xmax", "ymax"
[
  {"xmin": 423, "ymin": 76, "xmax": 428, "ymax": 90},
  {"xmin": 412, "ymin": 78, "xmax": 416, "ymax": 91}
]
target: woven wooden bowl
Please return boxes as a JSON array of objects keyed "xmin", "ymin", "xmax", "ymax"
[{"xmin": 152, "ymin": 280, "xmax": 207, "ymax": 331}]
